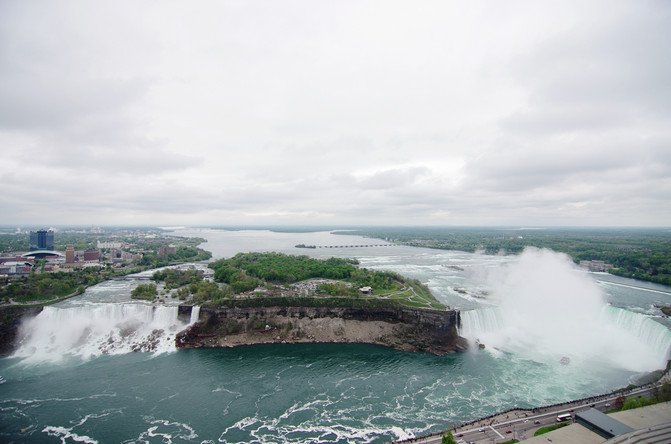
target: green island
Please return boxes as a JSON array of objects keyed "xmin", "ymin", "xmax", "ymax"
[
  {"xmin": 148, "ymin": 252, "xmax": 445, "ymax": 310},
  {"xmin": 143, "ymin": 252, "xmax": 466, "ymax": 356},
  {"xmin": 336, "ymin": 227, "xmax": 671, "ymax": 286}
]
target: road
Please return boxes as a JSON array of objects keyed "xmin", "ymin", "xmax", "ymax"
[{"xmin": 397, "ymin": 385, "xmax": 659, "ymax": 444}]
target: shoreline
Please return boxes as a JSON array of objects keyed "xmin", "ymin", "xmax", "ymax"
[{"xmin": 393, "ymin": 363, "xmax": 671, "ymax": 443}]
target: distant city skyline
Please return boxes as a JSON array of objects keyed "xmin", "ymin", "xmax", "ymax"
[{"xmin": 1, "ymin": 1, "xmax": 670, "ymax": 227}]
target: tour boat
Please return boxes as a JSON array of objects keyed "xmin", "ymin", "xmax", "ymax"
[{"xmin": 560, "ymin": 356, "xmax": 571, "ymax": 365}]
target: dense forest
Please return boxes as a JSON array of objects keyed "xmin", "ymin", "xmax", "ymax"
[
  {"xmin": 187, "ymin": 252, "xmax": 444, "ymax": 309},
  {"xmin": 338, "ymin": 227, "xmax": 671, "ymax": 286},
  {"xmin": 209, "ymin": 252, "xmax": 406, "ymax": 292}
]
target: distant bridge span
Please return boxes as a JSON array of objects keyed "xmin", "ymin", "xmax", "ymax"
[{"xmin": 314, "ymin": 244, "xmax": 396, "ymax": 249}]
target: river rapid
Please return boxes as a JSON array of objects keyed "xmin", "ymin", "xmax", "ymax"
[{"xmin": 1, "ymin": 228, "xmax": 670, "ymax": 444}]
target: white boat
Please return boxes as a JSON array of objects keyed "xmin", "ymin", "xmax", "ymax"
[
  {"xmin": 560, "ymin": 356, "xmax": 571, "ymax": 365},
  {"xmin": 0, "ymin": 376, "xmax": 6, "ymax": 384}
]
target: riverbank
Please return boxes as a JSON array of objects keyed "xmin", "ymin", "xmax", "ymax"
[
  {"xmin": 394, "ymin": 363, "xmax": 671, "ymax": 443},
  {"xmin": 176, "ymin": 305, "xmax": 469, "ymax": 356}
]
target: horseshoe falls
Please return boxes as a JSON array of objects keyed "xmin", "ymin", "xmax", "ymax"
[
  {"xmin": 459, "ymin": 248, "xmax": 671, "ymax": 372},
  {"xmin": 460, "ymin": 305, "xmax": 671, "ymax": 372},
  {"xmin": 1, "ymin": 230, "xmax": 670, "ymax": 444}
]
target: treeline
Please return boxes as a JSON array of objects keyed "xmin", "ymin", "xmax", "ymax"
[
  {"xmin": 203, "ymin": 296, "xmax": 403, "ymax": 310},
  {"xmin": 211, "ymin": 252, "xmax": 360, "ymax": 283},
  {"xmin": 208, "ymin": 252, "xmax": 404, "ymax": 293},
  {"xmin": 609, "ymin": 382, "xmax": 671, "ymax": 411},
  {"xmin": 150, "ymin": 253, "xmax": 443, "ymax": 309},
  {"xmin": 151, "ymin": 268, "xmax": 204, "ymax": 290},
  {"xmin": 138, "ymin": 246, "xmax": 212, "ymax": 268},
  {"xmin": 340, "ymin": 227, "xmax": 671, "ymax": 286},
  {"xmin": 0, "ymin": 270, "xmax": 99, "ymax": 303},
  {"xmin": 150, "ymin": 268, "xmax": 223, "ymax": 302},
  {"xmin": 131, "ymin": 283, "xmax": 157, "ymax": 300}
]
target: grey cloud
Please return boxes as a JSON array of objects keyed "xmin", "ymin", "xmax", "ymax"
[
  {"xmin": 1, "ymin": 1, "xmax": 670, "ymax": 227},
  {"xmin": 504, "ymin": 2, "xmax": 671, "ymax": 136},
  {"xmin": 355, "ymin": 167, "xmax": 431, "ymax": 191}
]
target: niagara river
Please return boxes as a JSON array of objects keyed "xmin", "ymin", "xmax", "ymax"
[{"xmin": 1, "ymin": 229, "xmax": 670, "ymax": 444}]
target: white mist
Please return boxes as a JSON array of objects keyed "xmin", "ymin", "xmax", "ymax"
[{"xmin": 460, "ymin": 248, "xmax": 671, "ymax": 373}]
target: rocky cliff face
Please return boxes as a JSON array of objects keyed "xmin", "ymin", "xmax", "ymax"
[
  {"xmin": 0, "ymin": 306, "xmax": 42, "ymax": 356},
  {"xmin": 177, "ymin": 305, "xmax": 468, "ymax": 355}
]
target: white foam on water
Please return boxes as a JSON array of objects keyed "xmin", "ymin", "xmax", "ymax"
[
  {"xmin": 136, "ymin": 418, "xmax": 198, "ymax": 443},
  {"xmin": 42, "ymin": 426, "xmax": 98, "ymax": 444}
]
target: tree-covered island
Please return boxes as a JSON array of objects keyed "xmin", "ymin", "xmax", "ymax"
[
  {"xmin": 168, "ymin": 252, "xmax": 465, "ymax": 355},
  {"xmin": 149, "ymin": 252, "xmax": 446, "ymax": 310}
]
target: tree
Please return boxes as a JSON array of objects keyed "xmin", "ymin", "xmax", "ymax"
[
  {"xmin": 656, "ymin": 382, "xmax": 671, "ymax": 402},
  {"xmin": 612, "ymin": 395, "xmax": 627, "ymax": 410},
  {"xmin": 442, "ymin": 431, "xmax": 457, "ymax": 444},
  {"xmin": 131, "ymin": 283, "xmax": 157, "ymax": 300}
]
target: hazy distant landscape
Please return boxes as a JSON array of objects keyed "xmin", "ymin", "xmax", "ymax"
[
  {"xmin": 340, "ymin": 227, "xmax": 671, "ymax": 286},
  {"xmin": 2, "ymin": 227, "xmax": 670, "ymax": 443},
  {"xmin": 1, "ymin": 0, "xmax": 670, "ymax": 442}
]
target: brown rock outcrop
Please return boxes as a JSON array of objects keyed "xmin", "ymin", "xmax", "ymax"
[{"xmin": 177, "ymin": 305, "xmax": 468, "ymax": 355}]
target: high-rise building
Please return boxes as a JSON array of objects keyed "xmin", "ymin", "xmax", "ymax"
[
  {"xmin": 65, "ymin": 245, "xmax": 75, "ymax": 263},
  {"xmin": 29, "ymin": 230, "xmax": 54, "ymax": 251}
]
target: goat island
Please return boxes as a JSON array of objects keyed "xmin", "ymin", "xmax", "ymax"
[{"xmin": 168, "ymin": 252, "xmax": 468, "ymax": 355}]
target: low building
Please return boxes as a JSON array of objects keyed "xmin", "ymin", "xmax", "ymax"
[
  {"xmin": 575, "ymin": 408, "xmax": 633, "ymax": 440},
  {"xmin": 84, "ymin": 249, "xmax": 100, "ymax": 262},
  {"xmin": 121, "ymin": 251, "xmax": 143, "ymax": 262},
  {"xmin": 580, "ymin": 260, "xmax": 614, "ymax": 272},
  {"xmin": 0, "ymin": 261, "xmax": 33, "ymax": 277},
  {"xmin": 158, "ymin": 245, "xmax": 177, "ymax": 256},
  {"xmin": 97, "ymin": 241, "xmax": 124, "ymax": 249}
]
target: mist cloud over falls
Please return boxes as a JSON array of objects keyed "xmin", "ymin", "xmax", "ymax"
[{"xmin": 461, "ymin": 248, "xmax": 671, "ymax": 373}]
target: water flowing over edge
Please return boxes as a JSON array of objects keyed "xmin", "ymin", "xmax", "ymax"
[
  {"xmin": 459, "ymin": 305, "xmax": 671, "ymax": 372},
  {"xmin": 12, "ymin": 303, "xmax": 200, "ymax": 363}
]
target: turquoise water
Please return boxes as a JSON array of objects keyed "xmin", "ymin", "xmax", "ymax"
[{"xmin": 1, "ymin": 229, "xmax": 670, "ymax": 443}]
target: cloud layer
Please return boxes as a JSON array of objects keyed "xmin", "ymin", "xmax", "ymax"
[{"xmin": 1, "ymin": 0, "xmax": 670, "ymax": 226}]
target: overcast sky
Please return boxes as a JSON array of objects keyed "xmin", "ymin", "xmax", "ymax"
[{"xmin": 1, "ymin": 0, "xmax": 670, "ymax": 227}]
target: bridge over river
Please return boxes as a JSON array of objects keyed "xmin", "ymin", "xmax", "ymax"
[
  {"xmin": 300, "ymin": 244, "xmax": 396, "ymax": 249},
  {"xmin": 112, "ymin": 275, "xmax": 153, "ymax": 281}
]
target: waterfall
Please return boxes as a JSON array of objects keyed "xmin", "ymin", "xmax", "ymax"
[
  {"xmin": 13, "ymin": 303, "xmax": 189, "ymax": 363},
  {"xmin": 459, "ymin": 307, "xmax": 505, "ymax": 339},
  {"xmin": 190, "ymin": 306, "xmax": 201, "ymax": 324},
  {"xmin": 460, "ymin": 305, "xmax": 671, "ymax": 372},
  {"xmin": 456, "ymin": 248, "xmax": 671, "ymax": 373},
  {"xmin": 601, "ymin": 305, "xmax": 671, "ymax": 361}
]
